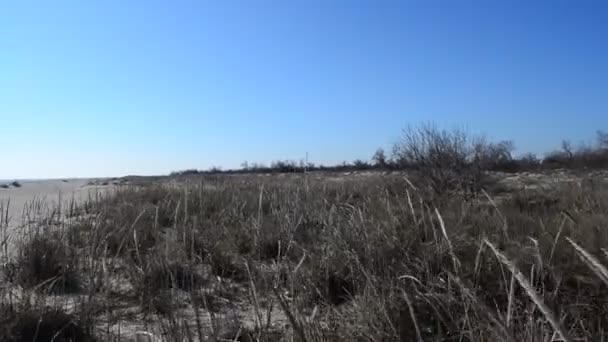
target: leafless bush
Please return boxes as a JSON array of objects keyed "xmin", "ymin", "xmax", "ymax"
[
  {"xmin": 472, "ymin": 138, "xmax": 515, "ymax": 171},
  {"xmin": 392, "ymin": 124, "xmax": 501, "ymax": 198},
  {"xmin": 372, "ymin": 148, "xmax": 388, "ymax": 168}
]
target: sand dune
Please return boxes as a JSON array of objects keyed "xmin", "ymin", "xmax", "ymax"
[{"xmin": 0, "ymin": 178, "xmax": 111, "ymax": 230}]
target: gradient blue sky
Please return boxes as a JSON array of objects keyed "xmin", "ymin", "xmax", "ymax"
[{"xmin": 1, "ymin": 1, "xmax": 607, "ymax": 178}]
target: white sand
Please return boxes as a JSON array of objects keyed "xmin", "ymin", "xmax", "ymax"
[
  {"xmin": 0, "ymin": 179, "xmax": 114, "ymax": 258},
  {"xmin": 0, "ymin": 179, "xmax": 112, "ymax": 227}
]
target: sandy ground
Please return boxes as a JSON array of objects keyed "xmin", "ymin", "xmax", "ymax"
[
  {"xmin": 0, "ymin": 179, "xmax": 112, "ymax": 227},
  {"xmin": 0, "ymin": 179, "xmax": 113, "ymax": 259}
]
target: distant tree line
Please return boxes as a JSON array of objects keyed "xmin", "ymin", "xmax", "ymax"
[
  {"xmin": 543, "ymin": 131, "xmax": 608, "ymax": 169},
  {"xmin": 170, "ymin": 125, "xmax": 608, "ymax": 178}
]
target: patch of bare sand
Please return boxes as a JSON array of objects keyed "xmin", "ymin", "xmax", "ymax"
[{"xmin": 0, "ymin": 179, "xmax": 114, "ymax": 256}]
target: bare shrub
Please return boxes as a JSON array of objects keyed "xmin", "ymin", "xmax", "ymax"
[
  {"xmin": 372, "ymin": 148, "xmax": 388, "ymax": 168},
  {"xmin": 472, "ymin": 138, "xmax": 515, "ymax": 171},
  {"xmin": 393, "ymin": 124, "xmax": 486, "ymax": 198}
]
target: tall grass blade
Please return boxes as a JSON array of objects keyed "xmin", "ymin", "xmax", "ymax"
[{"xmin": 484, "ymin": 239, "xmax": 572, "ymax": 342}]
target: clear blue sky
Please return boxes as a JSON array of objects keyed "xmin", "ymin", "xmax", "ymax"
[{"xmin": 1, "ymin": 0, "xmax": 607, "ymax": 178}]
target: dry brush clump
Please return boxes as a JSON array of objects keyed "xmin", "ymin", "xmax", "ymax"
[
  {"xmin": 2, "ymin": 172, "xmax": 608, "ymax": 341},
  {"xmin": 0, "ymin": 304, "xmax": 97, "ymax": 342},
  {"xmin": 12, "ymin": 231, "xmax": 81, "ymax": 294},
  {"xmin": 392, "ymin": 123, "xmax": 516, "ymax": 201}
]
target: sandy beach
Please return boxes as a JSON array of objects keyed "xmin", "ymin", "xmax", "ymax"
[{"xmin": 0, "ymin": 179, "xmax": 112, "ymax": 250}]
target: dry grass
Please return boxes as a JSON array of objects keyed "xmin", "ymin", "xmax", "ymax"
[{"xmin": 1, "ymin": 171, "xmax": 608, "ymax": 341}]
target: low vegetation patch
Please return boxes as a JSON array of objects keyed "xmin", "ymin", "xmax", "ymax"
[
  {"xmin": 12, "ymin": 234, "xmax": 80, "ymax": 294},
  {"xmin": 0, "ymin": 305, "xmax": 96, "ymax": 342},
  {"xmin": 2, "ymin": 168, "xmax": 608, "ymax": 340}
]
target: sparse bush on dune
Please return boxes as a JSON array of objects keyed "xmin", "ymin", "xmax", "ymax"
[
  {"xmin": 392, "ymin": 124, "xmax": 488, "ymax": 199},
  {"xmin": 0, "ymin": 181, "xmax": 22, "ymax": 189},
  {"xmin": 169, "ymin": 169, "xmax": 200, "ymax": 177},
  {"xmin": 12, "ymin": 233, "xmax": 80, "ymax": 294}
]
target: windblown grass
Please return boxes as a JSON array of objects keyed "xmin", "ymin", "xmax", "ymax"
[{"xmin": 1, "ymin": 172, "xmax": 608, "ymax": 341}]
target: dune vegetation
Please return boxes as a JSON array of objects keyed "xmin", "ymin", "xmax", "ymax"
[{"xmin": 1, "ymin": 126, "xmax": 608, "ymax": 341}]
